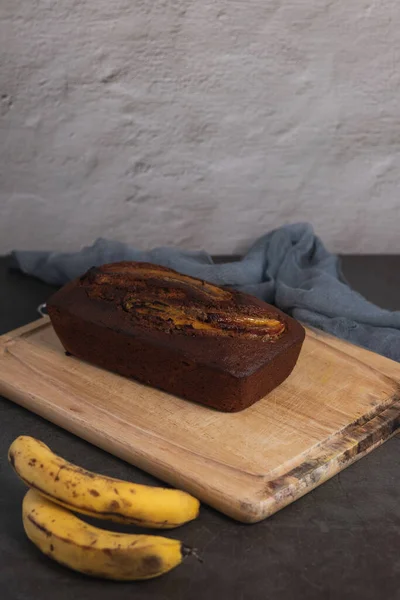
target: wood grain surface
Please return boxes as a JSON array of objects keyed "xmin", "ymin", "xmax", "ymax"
[{"xmin": 0, "ymin": 318, "xmax": 399, "ymax": 523}]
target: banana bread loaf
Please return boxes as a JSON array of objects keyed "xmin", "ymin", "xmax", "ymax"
[{"xmin": 47, "ymin": 262, "xmax": 305, "ymax": 412}]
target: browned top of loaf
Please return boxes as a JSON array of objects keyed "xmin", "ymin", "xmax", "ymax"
[
  {"xmin": 81, "ymin": 261, "xmax": 286, "ymax": 340},
  {"xmin": 49, "ymin": 262, "xmax": 304, "ymax": 377}
]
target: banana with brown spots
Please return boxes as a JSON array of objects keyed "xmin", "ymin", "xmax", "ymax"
[
  {"xmin": 9, "ymin": 436, "xmax": 200, "ymax": 528},
  {"xmin": 23, "ymin": 489, "xmax": 193, "ymax": 580}
]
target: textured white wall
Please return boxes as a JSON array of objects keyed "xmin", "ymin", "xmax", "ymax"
[{"xmin": 1, "ymin": 0, "xmax": 400, "ymax": 254}]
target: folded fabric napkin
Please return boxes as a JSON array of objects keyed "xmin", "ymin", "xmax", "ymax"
[{"xmin": 12, "ymin": 222, "xmax": 400, "ymax": 361}]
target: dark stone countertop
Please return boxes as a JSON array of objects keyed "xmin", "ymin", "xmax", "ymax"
[{"xmin": 1, "ymin": 255, "xmax": 399, "ymax": 600}]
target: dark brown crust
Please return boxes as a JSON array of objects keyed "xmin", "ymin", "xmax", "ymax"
[{"xmin": 47, "ymin": 262, "xmax": 305, "ymax": 412}]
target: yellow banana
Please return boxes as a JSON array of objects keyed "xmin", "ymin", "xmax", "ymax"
[
  {"xmin": 9, "ymin": 436, "xmax": 199, "ymax": 528},
  {"xmin": 23, "ymin": 489, "xmax": 191, "ymax": 580}
]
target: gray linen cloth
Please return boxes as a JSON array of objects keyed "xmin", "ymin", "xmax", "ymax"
[{"xmin": 12, "ymin": 223, "xmax": 400, "ymax": 361}]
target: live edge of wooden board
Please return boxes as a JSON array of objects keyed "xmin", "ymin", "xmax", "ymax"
[{"xmin": 0, "ymin": 317, "xmax": 399, "ymax": 523}]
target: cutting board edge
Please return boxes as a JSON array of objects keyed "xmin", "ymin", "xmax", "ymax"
[
  {"xmin": 239, "ymin": 397, "xmax": 400, "ymax": 523},
  {"xmin": 0, "ymin": 316, "xmax": 50, "ymax": 343}
]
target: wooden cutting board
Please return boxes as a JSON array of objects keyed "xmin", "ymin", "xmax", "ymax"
[{"xmin": 0, "ymin": 318, "xmax": 399, "ymax": 523}]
